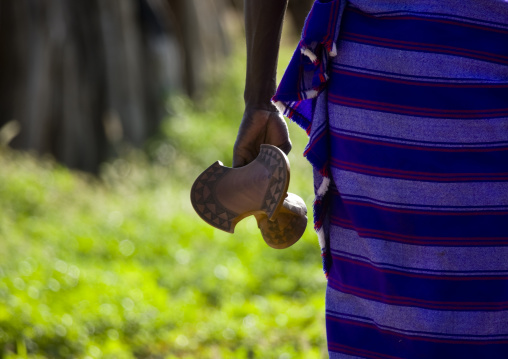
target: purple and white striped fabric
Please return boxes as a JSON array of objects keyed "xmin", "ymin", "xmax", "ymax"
[{"xmin": 273, "ymin": 1, "xmax": 508, "ymax": 358}]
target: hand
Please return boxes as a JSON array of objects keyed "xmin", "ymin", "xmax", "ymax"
[{"xmin": 233, "ymin": 109, "xmax": 292, "ymax": 168}]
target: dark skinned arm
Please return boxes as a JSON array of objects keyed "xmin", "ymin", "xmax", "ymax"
[{"xmin": 233, "ymin": 0, "xmax": 291, "ymax": 168}]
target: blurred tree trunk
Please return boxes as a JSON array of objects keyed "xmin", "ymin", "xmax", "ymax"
[
  {"xmin": 167, "ymin": 0, "xmax": 231, "ymax": 98},
  {"xmin": 227, "ymin": 0, "xmax": 313, "ymax": 33},
  {"xmin": 288, "ymin": 0, "xmax": 313, "ymax": 31},
  {"xmin": 0, "ymin": 0, "xmax": 230, "ymax": 173}
]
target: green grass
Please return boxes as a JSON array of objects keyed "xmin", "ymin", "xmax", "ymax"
[{"xmin": 0, "ymin": 46, "xmax": 327, "ymax": 358}]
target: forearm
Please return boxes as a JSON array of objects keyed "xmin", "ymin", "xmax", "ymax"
[{"xmin": 244, "ymin": 0, "xmax": 288, "ymax": 112}]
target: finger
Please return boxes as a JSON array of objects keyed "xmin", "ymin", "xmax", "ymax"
[
  {"xmin": 232, "ymin": 154, "xmax": 247, "ymax": 168},
  {"xmin": 233, "ymin": 147, "xmax": 257, "ymax": 168},
  {"xmin": 265, "ymin": 114, "xmax": 291, "ymax": 155},
  {"xmin": 278, "ymin": 140, "xmax": 292, "ymax": 155}
]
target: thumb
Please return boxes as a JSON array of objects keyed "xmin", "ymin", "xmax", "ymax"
[
  {"xmin": 233, "ymin": 145, "xmax": 258, "ymax": 168},
  {"xmin": 232, "ymin": 153, "xmax": 247, "ymax": 168}
]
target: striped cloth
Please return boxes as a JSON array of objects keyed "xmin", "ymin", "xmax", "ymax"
[{"xmin": 273, "ymin": 1, "xmax": 508, "ymax": 358}]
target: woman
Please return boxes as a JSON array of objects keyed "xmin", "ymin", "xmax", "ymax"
[{"xmin": 235, "ymin": 0, "xmax": 508, "ymax": 358}]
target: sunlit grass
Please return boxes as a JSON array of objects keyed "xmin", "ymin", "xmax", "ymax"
[{"xmin": 0, "ymin": 43, "xmax": 326, "ymax": 358}]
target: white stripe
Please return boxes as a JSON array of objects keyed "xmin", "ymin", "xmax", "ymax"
[
  {"xmin": 301, "ymin": 47, "xmax": 318, "ymax": 63},
  {"xmin": 329, "ymin": 225, "xmax": 508, "ymax": 273},
  {"xmin": 350, "ymin": 0, "xmax": 508, "ymax": 26},
  {"xmin": 331, "ymin": 168, "xmax": 508, "ymax": 208},
  {"xmin": 365, "ymin": 10, "xmax": 508, "ymax": 31},
  {"xmin": 332, "ymin": 63, "xmax": 508, "ymax": 85},
  {"xmin": 329, "ymin": 352, "xmax": 364, "ymax": 359},
  {"xmin": 330, "ymin": 125, "xmax": 508, "ymax": 149},
  {"xmin": 331, "ymin": 245, "xmax": 508, "ymax": 277},
  {"xmin": 339, "ymin": 193, "xmax": 508, "ymax": 212},
  {"xmin": 304, "ymin": 89, "xmax": 318, "ymax": 99},
  {"xmin": 328, "ymin": 104, "xmax": 508, "ymax": 145},
  {"xmin": 316, "ymin": 176, "xmax": 330, "ymax": 197},
  {"xmin": 326, "ymin": 286, "xmax": 508, "ymax": 339},
  {"xmin": 334, "ymin": 41, "xmax": 508, "ymax": 81},
  {"xmin": 329, "ymin": 42, "xmax": 338, "ymax": 57},
  {"xmin": 317, "ymin": 227, "xmax": 326, "ymax": 249}
]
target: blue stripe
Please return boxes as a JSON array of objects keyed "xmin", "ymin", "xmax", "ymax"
[
  {"xmin": 357, "ymin": 9, "xmax": 508, "ymax": 30},
  {"xmin": 326, "ymin": 309, "xmax": 508, "ymax": 339},
  {"xmin": 341, "ymin": 7, "xmax": 508, "ymax": 66},
  {"xmin": 329, "ymin": 248, "xmax": 508, "ymax": 275},
  {"xmin": 334, "ymin": 64, "xmax": 508, "ymax": 84},
  {"xmin": 304, "ymin": 124, "xmax": 329, "ymax": 172},
  {"xmin": 330, "ymin": 126, "xmax": 508, "ymax": 147},
  {"xmin": 337, "ymin": 192, "xmax": 508, "ymax": 211},
  {"xmin": 330, "ymin": 192, "xmax": 508, "ymax": 245},
  {"xmin": 275, "ymin": 2, "xmax": 508, "ymax": 358},
  {"xmin": 328, "ymin": 254, "xmax": 508, "ymax": 309},
  {"xmin": 328, "ymin": 69, "xmax": 508, "ymax": 117},
  {"xmin": 330, "ymin": 132, "xmax": 508, "ymax": 180},
  {"xmin": 327, "ymin": 316, "xmax": 508, "ymax": 359}
]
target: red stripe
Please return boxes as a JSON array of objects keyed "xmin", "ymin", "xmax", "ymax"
[
  {"xmin": 332, "ymin": 254, "xmax": 508, "ymax": 281},
  {"xmin": 296, "ymin": 90, "xmax": 302, "ymax": 102},
  {"xmin": 304, "ymin": 130, "xmax": 327, "ymax": 155},
  {"xmin": 332, "ymin": 67, "xmax": 508, "ymax": 88},
  {"xmin": 348, "ymin": 7, "xmax": 508, "ymax": 35},
  {"xmin": 327, "ymin": 316, "xmax": 508, "ymax": 345},
  {"xmin": 330, "ymin": 158, "xmax": 508, "ymax": 182},
  {"xmin": 326, "ymin": 0, "xmax": 338, "ymax": 43},
  {"xmin": 331, "ymin": 131, "xmax": 508, "ymax": 153},
  {"xmin": 344, "ymin": 32, "xmax": 508, "ymax": 63},
  {"xmin": 328, "ymin": 277, "xmax": 508, "ymax": 310}
]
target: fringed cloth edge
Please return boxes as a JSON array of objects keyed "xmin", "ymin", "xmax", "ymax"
[{"xmin": 272, "ymin": 0, "xmax": 346, "ymax": 277}]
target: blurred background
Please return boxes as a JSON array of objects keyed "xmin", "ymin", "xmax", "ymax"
[{"xmin": 0, "ymin": 0, "xmax": 328, "ymax": 358}]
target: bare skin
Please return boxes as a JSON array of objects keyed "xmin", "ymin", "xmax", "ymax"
[
  {"xmin": 231, "ymin": 0, "xmax": 309, "ymax": 249},
  {"xmin": 234, "ymin": 109, "xmax": 291, "ymax": 167},
  {"xmin": 191, "ymin": 2, "xmax": 305, "ymax": 248},
  {"xmin": 233, "ymin": 0, "xmax": 291, "ymax": 168}
]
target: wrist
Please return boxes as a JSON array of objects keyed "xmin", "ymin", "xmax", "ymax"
[
  {"xmin": 244, "ymin": 77, "xmax": 278, "ymax": 113},
  {"xmin": 244, "ymin": 101, "xmax": 279, "ymax": 114},
  {"xmin": 244, "ymin": 101, "xmax": 279, "ymax": 115}
]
